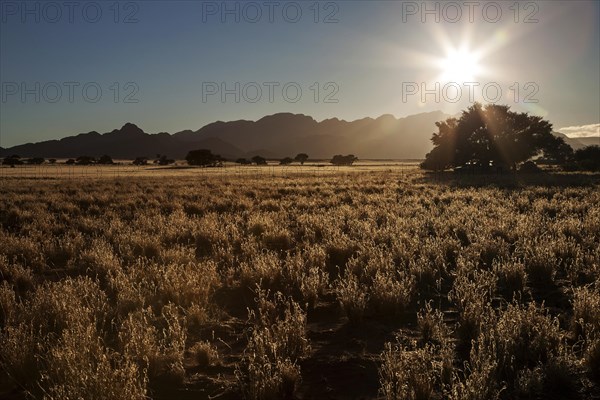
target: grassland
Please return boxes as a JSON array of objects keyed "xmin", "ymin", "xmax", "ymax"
[{"xmin": 1, "ymin": 165, "xmax": 599, "ymax": 399}]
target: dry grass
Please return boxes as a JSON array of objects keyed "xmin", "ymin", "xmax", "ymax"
[{"xmin": 0, "ymin": 167, "xmax": 599, "ymax": 399}]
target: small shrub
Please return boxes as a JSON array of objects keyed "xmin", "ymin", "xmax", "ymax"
[
  {"xmin": 190, "ymin": 341, "xmax": 219, "ymax": 368},
  {"xmin": 334, "ymin": 271, "xmax": 369, "ymax": 325},
  {"xmin": 41, "ymin": 323, "xmax": 147, "ymax": 400},
  {"xmin": 262, "ymin": 230, "xmax": 293, "ymax": 252},
  {"xmin": 522, "ymin": 244, "xmax": 556, "ymax": 287},
  {"xmin": 449, "ymin": 337, "xmax": 500, "ymax": 400},
  {"xmin": 417, "ymin": 302, "xmax": 450, "ymax": 346},
  {"xmin": 0, "ymin": 322, "xmax": 40, "ymax": 388},
  {"xmin": 585, "ymin": 338, "xmax": 600, "ymax": 381},
  {"xmin": 281, "ymin": 249, "xmax": 328, "ymax": 308},
  {"xmin": 325, "ymin": 236, "xmax": 357, "ymax": 278},
  {"xmin": 493, "ymin": 259, "xmax": 527, "ymax": 300},
  {"xmin": 449, "ymin": 269, "xmax": 496, "ymax": 351},
  {"xmin": 571, "ymin": 286, "xmax": 600, "ymax": 340},
  {"xmin": 237, "ymin": 289, "xmax": 308, "ymax": 400},
  {"xmin": 371, "ymin": 269, "xmax": 415, "ymax": 317},
  {"xmin": 119, "ymin": 304, "xmax": 186, "ymax": 384},
  {"xmin": 379, "ymin": 342, "xmax": 441, "ymax": 400}
]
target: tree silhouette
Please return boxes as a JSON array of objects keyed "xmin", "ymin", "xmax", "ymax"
[
  {"xmin": 25, "ymin": 157, "xmax": 45, "ymax": 165},
  {"xmin": 251, "ymin": 155, "xmax": 267, "ymax": 165},
  {"xmin": 76, "ymin": 156, "xmax": 95, "ymax": 165},
  {"xmin": 280, "ymin": 157, "xmax": 293, "ymax": 165},
  {"xmin": 421, "ymin": 103, "xmax": 571, "ymax": 171},
  {"xmin": 186, "ymin": 149, "xmax": 224, "ymax": 167},
  {"xmin": 294, "ymin": 153, "xmax": 309, "ymax": 165},
  {"xmin": 542, "ymin": 135, "xmax": 573, "ymax": 164},
  {"xmin": 566, "ymin": 145, "xmax": 600, "ymax": 171},
  {"xmin": 98, "ymin": 155, "xmax": 114, "ymax": 165},
  {"xmin": 235, "ymin": 158, "xmax": 252, "ymax": 165},
  {"xmin": 2, "ymin": 156, "xmax": 23, "ymax": 166},
  {"xmin": 330, "ymin": 154, "xmax": 358, "ymax": 166},
  {"xmin": 156, "ymin": 155, "xmax": 175, "ymax": 165},
  {"xmin": 133, "ymin": 157, "xmax": 148, "ymax": 166}
]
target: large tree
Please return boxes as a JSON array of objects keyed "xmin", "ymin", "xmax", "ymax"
[{"xmin": 421, "ymin": 103, "xmax": 572, "ymax": 171}]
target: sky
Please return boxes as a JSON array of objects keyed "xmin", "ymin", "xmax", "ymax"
[{"xmin": 1, "ymin": 0, "xmax": 599, "ymax": 147}]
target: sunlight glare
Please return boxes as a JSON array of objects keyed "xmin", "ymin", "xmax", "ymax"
[{"xmin": 438, "ymin": 47, "xmax": 482, "ymax": 83}]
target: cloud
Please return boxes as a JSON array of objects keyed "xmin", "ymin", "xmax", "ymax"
[{"xmin": 558, "ymin": 123, "xmax": 600, "ymax": 138}]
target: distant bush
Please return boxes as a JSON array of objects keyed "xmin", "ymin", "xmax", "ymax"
[
  {"xmin": 2, "ymin": 156, "xmax": 23, "ymax": 166},
  {"xmin": 330, "ymin": 154, "xmax": 358, "ymax": 165},
  {"xmin": 76, "ymin": 156, "xmax": 96, "ymax": 165},
  {"xmin": 98, "ymin": 155, "xmax": 114, "ymax": 165},
  {"xmin": 279, "ymin": 157, "xmax": 293, "ymax": 165},
  {"xmin": 185, "ymin": 149, "xmax": 224, "ymax": 167},
  {"xmin": 156, "ymin": 155, "xmax": 175, "ymax": 165},
  {"xmin": 25, "ymin": 157, "xmax": 45, "ymax": 165},
  {"xmin": 236, "ymin": 158, "xmax": 252, "ymax": 165},
  {"xmin": 294, "ymin": 153, "xmax": 308, "ymax": 165},
  {"xmin": 251, "ymin": 155, "xmax": 268, "ymax": 165},
  {"xmin": 132, "ymin": 157, "xmax": 148, "ymax": 165}
]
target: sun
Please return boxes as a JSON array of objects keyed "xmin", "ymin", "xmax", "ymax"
[{"xmin": 438, "ymin": 47, "xmax": 482, "ymax": 83}]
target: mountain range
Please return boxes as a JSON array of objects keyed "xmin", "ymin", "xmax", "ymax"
[{"xmin": 0, "ymin": 112, "xmax": 597, "ymax": 160}]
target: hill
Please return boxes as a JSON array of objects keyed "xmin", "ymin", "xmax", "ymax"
[{"xmin": 0, "ymin": 111, "xmax": 477, "ymax": 160}]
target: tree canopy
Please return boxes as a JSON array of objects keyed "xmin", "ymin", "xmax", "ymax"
[
  {"xmin": 421, "ymin": 103, "xmax": 572, "ymax": 171},
  {"xmin": 235, "ymin": 158, "xmax": 252, "ymax": 165},
  {"xmin": 280, "ymin": 157, "xmax": 293, "ymax": 165},
  {"xmin": 133, "ymin": 157, "xmax": 148, "ymax": 166},
  {"xmin": 186, "ymin": 149, "xmax": 224, "ymax": 167},
  {"xmin": 251, "ymin": 155, "xmax": 267, "ymax": 165},
  {"xmin": 2, "ymin": 156, "xmax": 23, "ymax": 166},
  {"xmin": 156, "ymin": 155, "xmax": 175, "ymax": 165},
  {"xmin": 566, "ymin": 145, "xmax": 600, "ymax": 171},
  {"xmin": 76, "ymin": 156, "xmax": 95, "ymax": 165},
  {"xmin": 330, "ymin": 154, "xmax": 358, "ymax": 166},
  {"xmin": 98, "ymin": 155, "xmax": 114, "ymax": 165},
  {"xmin": 294, "ymin": 153, "xmax": 309, "ymax": 165}
]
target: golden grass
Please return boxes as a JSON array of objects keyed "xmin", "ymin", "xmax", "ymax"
[{"xmin": 0, "ymin": 167, "xmax": 599, "ymax": 399}]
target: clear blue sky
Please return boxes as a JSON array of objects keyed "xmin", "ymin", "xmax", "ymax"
[{"xmin": 1, "ymin": 1, "xmax": 599, "ymax": 147}]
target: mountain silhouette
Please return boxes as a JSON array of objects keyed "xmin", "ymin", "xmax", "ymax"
[
  {"xmin": 552, "ymin": 131, "xmax": 597, "ymax": 151},
  {"xmin": 7, "ymin": 110, "xmax": 572, "ymax": 160},
  {"xmin": 1, "ymin": 123, "xmax": 243, "ymax": 160}
]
